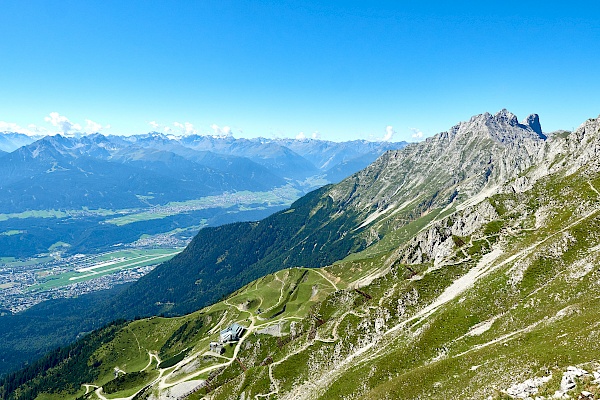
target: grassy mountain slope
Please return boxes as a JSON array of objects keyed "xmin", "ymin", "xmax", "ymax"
[
  {"xmin": 5, "ymin": 112, "xmax": 600, "ymax": 399},
  {"xmin": 4, "ymin": 157, "xmax": 600, "ymax": 399}
]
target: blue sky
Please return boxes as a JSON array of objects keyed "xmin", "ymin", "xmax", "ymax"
[{"xmin": 1, "ymin": 1, "xmax": 599, "ymax": 141}]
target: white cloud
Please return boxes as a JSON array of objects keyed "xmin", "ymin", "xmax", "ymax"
[
  {"xmin": 184, "ymin": 122, "xmax": 196, "ymax": 135},
  {"xmin": 148, "ymin": 121, "xmax": 242, "ymax": 136},
  {"xmin": 410, "ymin": 127, "xmax": 424, "ymax": 139},
  {"xmin": 44, "ymin": 112, "xmax": 81, "ymax": 134},
  {"xmin": 27, "ymin": 124, "xmax": 50, "ymax": 135},
  {"xmin": 0, "ymin": 121, "xmax": 33, "ymax": 135},
  {"xmin": 148, "ymin": 121, "xmax": 196, "ymax": 135},
  {"xmin": 84, "ymin": 119, "xmax": 105, "ymax": 133},
  {"xmin": 0, "ymin": 121, "xmax": 22, "ymax": 133},
  {"xmin": 173, "ymin": 122, "xmax": 197, "ymax": 135},
  {"xmin": 210, "ymin": 124, "xmax": 232, "ymax": 137},
  {"xmin": 0, "ymin": 121, "xmax": 52, "ymax": 136},
  {"xmin": 3, "ymin": 115, "xmax": 111, "ymax": 137},
  {"xmin": 296, "ymin": 131, "xmax": 320, "ymax": 140},
  {"xmin": 383, "ymin": 125, "xmax": 395, "ymax": 142}
]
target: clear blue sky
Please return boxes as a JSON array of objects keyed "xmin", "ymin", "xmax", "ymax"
[{"xmin": 1, "ymin": 1, "xmax": 599, "ymax": 141}]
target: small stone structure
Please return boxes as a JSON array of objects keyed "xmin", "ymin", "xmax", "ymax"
[{"xmin": 209, "ymin": 341, "xmax": 225, "ymax": 354}]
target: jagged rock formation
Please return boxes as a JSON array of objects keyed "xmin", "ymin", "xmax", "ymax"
[
  {"xmin": 502, "ymin": 366, "xmax": 600, "ymax": 399},
  {"xmin": 523, "ymin": 113, "xmax": 544, "ymax": 138},
  {"xmin": 397, "ymin": 200, "xmax": 499, "ymax": 266}
]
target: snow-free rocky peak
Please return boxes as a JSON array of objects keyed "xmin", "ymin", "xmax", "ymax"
[
  {"xmin": 446, "ymin": 109, "xmax": 546, "ymax": 144},
  {"xmin": 328, "ymin": 109, "xmax": 547, "ymax": 230},
  {"xmin": 523, "ymin": 113, "xmax": 544, "ymax": 137}
]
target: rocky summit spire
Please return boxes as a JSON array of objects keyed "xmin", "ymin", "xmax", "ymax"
[{"xmin": 522, "ymin": 114, "xmax": 545, "ymax": 138}]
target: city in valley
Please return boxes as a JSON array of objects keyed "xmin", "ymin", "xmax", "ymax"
[
  {"xmin": 0, "ymin": 242, "xmax": 183, "ymax": 315},
  {"xmin": 0, "ymin": 189, "xmax": 300, "ymax": 315}
]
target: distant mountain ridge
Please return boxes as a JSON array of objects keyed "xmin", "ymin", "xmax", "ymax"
[
  {"xmin": 0, "ymin": 132, "xmax": 407, "ymax": 213},
  {"xmin": 0, "ymin": 132, "xmax": 43, "ymax": 152}
]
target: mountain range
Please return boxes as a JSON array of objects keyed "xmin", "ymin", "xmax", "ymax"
[
  {"xmin": 0, "ymin": 133, "xmax": 406, "ymax": 259},
  {"xmin": 3, "ymin": 110, "xmax": 600, "ymax": 399},
  {"xmin": 0, "ymin": 132, "xmax": 407, "ymax": 213}
]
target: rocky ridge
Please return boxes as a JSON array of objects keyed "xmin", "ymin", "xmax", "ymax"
[{"xmin": 328, "ymin": 110, "xmax": 547, "ymax": 236}]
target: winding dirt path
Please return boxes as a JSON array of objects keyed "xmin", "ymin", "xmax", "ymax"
[
  {"xmin": 141, "ymin": 351, "xmax": 160, "ymax": 372},
  {"xmin": 306, "ymin": 268, "xmax": 339, "ymax": 290}
]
